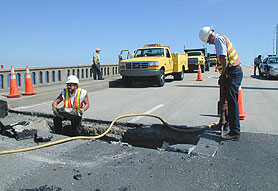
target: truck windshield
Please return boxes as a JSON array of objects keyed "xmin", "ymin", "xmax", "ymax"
[
  {"xmin": 188, "ymin": 52, "xmax": 201, "ymax": 56},
  {"xmin": 269, "ymin": 58, "xmax": 278, "ymax": 64},
  {"xmin": 135, "ymin": 48, "xmax": 164, "ymax": 57}
]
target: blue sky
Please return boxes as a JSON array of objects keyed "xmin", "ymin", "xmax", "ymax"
[{"xmin": 0, "ymin": 0, "xmax": 277, "ymax": 68}]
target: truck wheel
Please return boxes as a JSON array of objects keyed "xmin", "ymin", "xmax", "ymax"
[
  {"xmin": 206, "ymin": 63, "xmax": 210, "ymax": 71},
  {"xmin": 259, "ymin": 70, "xmax": 263, "ymax": 77},
  {"xmin": 201, "ymin": 65, "xmax": 205, "ymax": 73},
  {"xmin": 180, "ymin": 70, "xmax": 184, "ymax": 80},
  {"xmin": 266, "ymin": 72, "xmax": 271, "ymax": 80},
  {"xmin": 174, "ymin": 71, "xmax": 184, "ymax": 81},
  {"xmin": 156, "ymin": 70, "xmax": 165, "ymax": 87}
]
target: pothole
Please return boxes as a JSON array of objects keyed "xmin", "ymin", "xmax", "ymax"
[{"xmin": 81, "ymin": 121, "xmax": 202, "ymax": 149}]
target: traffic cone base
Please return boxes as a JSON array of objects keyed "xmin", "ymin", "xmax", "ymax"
[
  {"xmin": 8, "ymin": 90, "xmax": 21, "ymax": 98},
  {"xmin": 22, "ymin": 91, "xmax": 36, "ymax": 95},
  {"xmin": 8, "ymin": 66, "xmax": 21, "ymax": 98},
  {"xmin": 22, "ymin": 65, "xmax": 36, "ymax": 95},
  {"xmin": 239, "ymin": 112, "xmax": 247, "ymax": 120}
]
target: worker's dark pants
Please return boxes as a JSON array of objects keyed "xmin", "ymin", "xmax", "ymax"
[
  {"xmin": 92, "ymin": 63, "xmax": 103, "ymax": 80},
  {"xmin": 54, "ymin": 115, "xmax": 82, "ymax": 136},
  {"xmin": 253, "ymin": 64, "xmax": 261, "ymax": 76},
  {"xmin": 225, "ymin": 66, "xmax": 243, "ymax": 136}
]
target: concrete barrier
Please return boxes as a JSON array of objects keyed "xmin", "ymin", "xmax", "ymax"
[{"xmin": 0, "ymin": 64, "xmax": 119, "ymax": 90}]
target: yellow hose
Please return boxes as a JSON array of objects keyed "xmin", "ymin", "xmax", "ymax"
[{"xmin": 0, "ymin": 113, "xmax": 217, "ymax": 155}]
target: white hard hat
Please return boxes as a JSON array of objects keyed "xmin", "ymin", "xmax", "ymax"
[
  {"xmin": 66, "ymin": 75, "xmax": 79, "ymax": 84},
  {"xmin": 199, "ymin": 25, "xmax": 213, "ymax": 43}
]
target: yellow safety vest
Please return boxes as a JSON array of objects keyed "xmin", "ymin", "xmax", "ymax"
[
  {"xmin": 64, "ymin": 88, "xmax": 81, "ymax": 111},
  {"xmin": 217, "ymin": 35, "xmax": 241, "ymax": 70}
]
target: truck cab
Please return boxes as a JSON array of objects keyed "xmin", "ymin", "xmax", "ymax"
[
  {"xmin": 184, "ymin": 48, "xmax": 210, "ymax": 73},
  {"xmin": 209, "ymin": 53, "xmax": 217, "ymax": 66},
  {"xmin": 119, "ymin": 44, "xmax": 187, "ymax": 87}
]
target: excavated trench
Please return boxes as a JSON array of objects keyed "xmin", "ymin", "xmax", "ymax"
[
  {"xmin": 2, "ymin": 110, "xmax": 203, "ymax": 152},
  {"xmin": 81, "ymin": 120, "xmax": 202, "ymax": 149}
]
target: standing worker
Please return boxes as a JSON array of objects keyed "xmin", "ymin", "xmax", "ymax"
[
  {"xmin": 253, "ymin": 55, "xmax": 262, "ymax": 76},
  {"xmin": 52, "ymin": 75, "xmax": 89, "ymax": 136},
  {"xmin": 199, "ymin": 26, "xmax": 243, "ymax": 140},
  {"xmin": 92, "ymin": 48, "xmax": 104, "ymax": 80}
]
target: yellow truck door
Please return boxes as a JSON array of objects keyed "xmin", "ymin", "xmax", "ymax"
[
  {"xmin": 119, "ymin": 50, "xmax": 132, "ymax": 71},
  {"xmin": 119, "ymin": 50, "xmax": 131, "ymax": 62},
  {"xmin": 165, "ymin": 48, "xmax": 173, "ymax": 74}
]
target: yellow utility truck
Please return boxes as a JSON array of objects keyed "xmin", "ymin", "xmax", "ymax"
[
  {"xmin": 184, "ymin": 48, "xmax": 210, "ymax": 73},
  {"xmin": 119, "ymin": 44, "xmax": 188, "ymax": 87}
]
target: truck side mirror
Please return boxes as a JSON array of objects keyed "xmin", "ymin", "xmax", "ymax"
[{"xmin": 118, "ymin": 55, "xmax": 122, "ymax": 61}]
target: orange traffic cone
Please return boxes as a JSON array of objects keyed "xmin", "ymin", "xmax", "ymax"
[
  {"xmin": 238, "ymin": 85, "xmax": 246, "ymax": 120},
  {"xmin": 22, "ymin": 65, "xmax": 36, "ymax": 95},
  {"xmin": 8, "ymin": 66, "xmax": 21, "ymax": 98},
  {"xmin": 215, "ymin": 66, "xmax": 218, "ymax": 72},
  {"xmin": 196, "ymin": 64, "xmax": 203, "ymax": 81}
]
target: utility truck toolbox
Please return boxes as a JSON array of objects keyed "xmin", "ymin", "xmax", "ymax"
[{"xmin": 119, "ymin": 44, "xmax": 188, "ymax": 87}]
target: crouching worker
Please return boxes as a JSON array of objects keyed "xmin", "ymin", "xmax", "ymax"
[{"xmin": 52, "ymin": 75, "xmax": 89, "ymax": 136}]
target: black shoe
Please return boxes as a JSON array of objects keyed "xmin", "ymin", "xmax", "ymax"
[{"xmin": 220, "ymin": 133, "xmax": 240, "ymax": 140}]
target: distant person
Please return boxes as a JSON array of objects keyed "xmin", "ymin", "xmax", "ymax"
[
  {"xmin": 52, "ymin": 75, "xmax": 89, "ymax": 136},
  {"xmin": 92, "ymin": 48, "xmax": 104, "ymax": 80},
  {"xmin": 253, "ymin": 55, "xmax": 262, "ymax": 76},
  {"xmin": 199, "ymin": 26, "xmax": 243, "ymax": 140}
]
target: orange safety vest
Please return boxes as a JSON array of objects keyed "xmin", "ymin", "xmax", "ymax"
[
  {"xmin": 64, "ymin": 88, "xmax": 82, "ymax": 110},
  {"xmin": 216, "ymin": 35, "xmax": 241, "ymax": 70}
]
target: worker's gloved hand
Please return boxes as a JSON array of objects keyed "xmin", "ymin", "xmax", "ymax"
[
  {"xmin": 79, "ymin": 108, "xmax": 85, "ymax": 116},
  {"xmin": 52, "ymin": 105, "xmax": 58, "ymax": 115}
]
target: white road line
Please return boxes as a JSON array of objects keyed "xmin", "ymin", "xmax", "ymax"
[
  {"xmin": 208, "ymin": 75, "xmax": 214, "ymax": 78},
  {"xmin": 128, "ymin": 104, "xmax": 164, "ymax": 123},
  {"xmin": 13, "ymin": 101, "xmax": 52, "ymax": 110}
]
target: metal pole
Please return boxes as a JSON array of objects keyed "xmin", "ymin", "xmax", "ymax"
[
  {"xmin": 276, "ymin": 24, "xmax": 278, "ymax": 55},
  {"xmin": 273, "ymin": 38, "xmax": 275, "ymax": 56}
]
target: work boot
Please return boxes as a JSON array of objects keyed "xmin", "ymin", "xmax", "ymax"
[{"xmin": 220, "ymin": 133, "xmax": 240, "ymax": 140}]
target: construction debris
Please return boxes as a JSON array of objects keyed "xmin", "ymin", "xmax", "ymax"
[
  {"xmin": 0, "ymin": 100, "xmax": 8, "ymax": 118},
  {"xmin": 0, "ymin": 116, "xmax": 52, "ymax": 142}
]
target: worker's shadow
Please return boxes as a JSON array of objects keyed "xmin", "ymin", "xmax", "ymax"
[{"xmin": 201, "ymin": 130, "xmax": 222, "ymax": 143}]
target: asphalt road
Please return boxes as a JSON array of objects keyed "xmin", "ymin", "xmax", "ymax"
[
  {"xmin": 10, "ymin": 65, "xmax": 278, "ymax": 135},
  {"xmin": 1, "ymin": 66, "xmax": 278, "ymax": 191}
]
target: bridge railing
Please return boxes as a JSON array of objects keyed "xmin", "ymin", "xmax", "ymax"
[{"xmin": 0, "ymin": 64, "xmax": 119, "ymax": 90}]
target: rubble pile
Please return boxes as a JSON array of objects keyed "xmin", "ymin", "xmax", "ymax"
[{"xmin": 0, "ymin": 116, "xmax": 53, "ymax": 142}]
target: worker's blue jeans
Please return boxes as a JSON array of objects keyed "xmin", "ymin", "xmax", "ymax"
[
  {"xmin": 225, "ymin": 66, "xmax": 243, "ymax": 136},
  {"xmin": 92, "ymin": 63, "xmax": 103, "ymax": 80}
]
